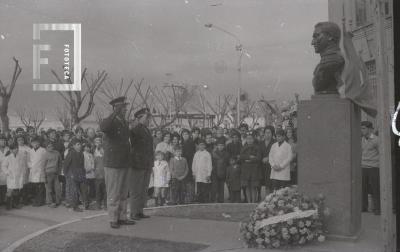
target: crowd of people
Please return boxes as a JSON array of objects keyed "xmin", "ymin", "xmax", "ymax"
[
  {"xmin": 0, "ymin": 125, "xmax": 106, "ymax": 212},
  {"xmin": 0, "ymin": 94, "xmax": 381, "ymax": 230},
  {"xmin": 150, "ymin": 123, "xmax": 298, "ymax": 205},
  {"xmin": 0, "ymin": 118, "xmax": 298, "ymax": 213}
]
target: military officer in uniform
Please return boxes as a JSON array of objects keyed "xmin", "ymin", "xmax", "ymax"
[
  {"xmin": 100, "ymin": 96, "xmax": 136, "ymax": 229},
  {"xmin": 129, "ymin": 108, "xmax": 154, "ymax": 220}
]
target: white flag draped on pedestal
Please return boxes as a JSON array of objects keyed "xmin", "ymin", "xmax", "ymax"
[{"xmin": 341, "ymin": 26, "xmax": 377, "ymax": 118}]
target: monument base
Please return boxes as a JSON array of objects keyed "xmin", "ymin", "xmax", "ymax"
[
  {"xmin": 326, "ymin": 229, "xmax": 361, "ymax": 242},
  {"xmin": 298, "ymin": 94, "xmax": 362, "ymax": 238}
]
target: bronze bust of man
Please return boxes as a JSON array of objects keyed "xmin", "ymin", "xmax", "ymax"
[{"xmin": 311, "ymin": 22, "xmax": 344, "ymax": 95}]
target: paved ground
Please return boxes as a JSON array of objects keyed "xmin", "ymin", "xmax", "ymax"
[{"xmin": 1, "ymin": 202, "xmax": 382, "ymax": 252}]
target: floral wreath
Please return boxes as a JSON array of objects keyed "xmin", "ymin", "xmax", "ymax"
[{"xmin": 240, "ymin": 186, "xmax": 329, "ymax": 249}]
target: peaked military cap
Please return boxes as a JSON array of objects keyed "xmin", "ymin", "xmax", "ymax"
[
  {"xmin": 134, "ymin": 107, "xmax": 150, "ymax": 118},
  {"xmin": 109, "ymin": 96, "xmax": 129, "ymax": 106}
]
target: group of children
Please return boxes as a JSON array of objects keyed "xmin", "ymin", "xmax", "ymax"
[
  {"xmin": 0, "ymin": 127, "xmax": 106, "ymax": 212},
  {"xmin": 150, "ymin": 124, "xmax": 297, "ymax": 205}
]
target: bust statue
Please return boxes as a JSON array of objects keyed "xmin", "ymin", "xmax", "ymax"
[{"xmin": 311, "ymin": 22, "xmax": 345, "ymax": 95}]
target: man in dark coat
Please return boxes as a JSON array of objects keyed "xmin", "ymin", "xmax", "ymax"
[
  {"xmin": 129, "ymin": 108, "xmax": 154, "ymax": 220},
  {"xmin": 211, "ymin": 138, "xmax": 229, "ymax": 203},
  {"xmin": 99, "ymin": 96, "xmax": 135, "ymax": 229}
]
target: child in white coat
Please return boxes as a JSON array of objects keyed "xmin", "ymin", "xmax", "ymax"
[
  {"xmin": 2, "ymin": 143, "xmax": 29, "ymax": 210},
  {"xmin": 28, "ymin": 137, "xmax": 47, "ymax": 207},
  {"xmin": 151, "ymin": 151, "xmax": 170, "ymax": 206},
  {"xmin": 192, "ymin": 140, "xmax": 212, "ymax": 203}
]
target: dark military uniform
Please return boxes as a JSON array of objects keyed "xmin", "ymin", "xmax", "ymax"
[
  {"xmin": 100, "ymin": 110, "xmax": 131, "ymax": 223},
  {"xmin": 129, "ymin": 121, "xmax": 154, "ymax": 217}
]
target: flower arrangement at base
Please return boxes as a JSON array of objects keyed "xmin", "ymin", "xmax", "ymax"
[{"xmin": 240, "ymin": 186, "xmax": 329, "ymax": 249}]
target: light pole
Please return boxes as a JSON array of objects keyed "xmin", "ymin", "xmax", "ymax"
[{"xmin": 205, "ymin": 23, "xmax": 249, "ymax": 127}]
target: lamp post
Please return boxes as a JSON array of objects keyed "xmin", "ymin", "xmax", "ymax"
[{"xmin": 205, "ymin": 23, "xmax": 249, "ymax": 127}]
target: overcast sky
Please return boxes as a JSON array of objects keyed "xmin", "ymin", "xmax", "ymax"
[{"xmin": 0, "ymin": 0, "xmax": 327, "ymax": 116}]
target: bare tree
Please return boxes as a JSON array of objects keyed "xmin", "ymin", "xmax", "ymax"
[
  {"xmin": 16, "ymin": 107, "xmax": 45, "ymax": 133},
  {"xmin": 193, "ymin": 88, "xmax": 209, "ymax": 128},
  {"xmin": 206, "ymin": 95, "xmax": 233, "ymax": 127},
  {"xmin": 258, "ymin": 97, "xmax": 279, "ymax": 126},
  {"xmin": 55, "ymin": 107, "xmax": 72, "ymax": 130},
  {"xmin": 239, "ymin": 99, "xmax": 257, "ymax": 125},
  {"xmin": 0, "ymin": 57, "xmax": 22, "ymax": 132},
  {"xmin": 51, "ymin": 68, "xmax": 107, "ymax": 127},
  {"xmin": 94, "ymin": 109, "xmax": 104, "ymax": 125},
  {"xmin": 148, "ymin": 84, "xmax": 196, "ymax": 129}
]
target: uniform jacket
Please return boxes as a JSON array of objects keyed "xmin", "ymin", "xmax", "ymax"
[
  {"xmin": 28, "ymin": 147, "xmax": 47, "ymax": 183},
  {"xmin": 130, "ymin": 123, "xmax": 154, "ymax": 170},
  {"xmin": 100, "ymin": 113, "xmax": 131, "ymax": 169},
  {"xmin": 63, "ymin": 149, "xmax": 86, "ymax": 182},
  {"xmin": 3, "ymin": 151, "xmax": 29, "ymax": 189},
  {"xmin": 212, "ymin": 149, "xmax": 229, "ymax": 180}
]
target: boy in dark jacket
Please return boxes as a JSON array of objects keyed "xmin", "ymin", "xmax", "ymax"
[
  {"xmin": 226, "ymin": 130, "xmax": 242, "ymax": 160},
  {"xmin": 63, "ymin": 139, "xmax": 87, "ymax": 212},
  {"xmin": 226, "ymin": 157, "xmax": 241, "ymax": 203},
  {"xmin": 44, "ymin": 142, "xmax": 62, "ymax": 207},
  {"xmin": 211, "ymin": 139, "xmax": 229, "ymax": 203}
]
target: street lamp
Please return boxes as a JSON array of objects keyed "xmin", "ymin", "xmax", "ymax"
[{"xmin": 205, "ymin": 23, "xmax": 250, "ymax": 127}]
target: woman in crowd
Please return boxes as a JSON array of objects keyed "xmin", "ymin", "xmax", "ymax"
[
  {"xmin": 259, "ymin": 126, "xmax": 276, "ymax": 197},
  {"xmin": 181, "ymin": 129, "xmax": 196, "ymax": 203},
  {"xmin": 239, "ymin": 133, "xmax": 261, "ymax": 203},
  {"xmin": 170, "ymin": 133, "xmax": 181, "ymax": 151},
  {"xmin": 153, "ymin": 129, "xmax": 163, "ymax": 150},
  {"xmin": 286, "ymin": 127, "xmax": 297, "ymax": 185},
  {"xmin": 155, "ymin": 132, "xmax": 174, "ymax": 161},
  {"xmin": 269, "ymin": 129, "xmax": 293, "ymax": 191}
]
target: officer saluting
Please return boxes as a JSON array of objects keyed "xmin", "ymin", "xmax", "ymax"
[
  {"xmin": 129, "ymin": 108, "xmax": 153, "ymax": 220},
  {"xmin": 100, "ymin": 96, "xmax": 136, "ymax": 229}
]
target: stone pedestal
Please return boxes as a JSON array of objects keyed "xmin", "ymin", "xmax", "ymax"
[{"xmin": 298, "ymin": 94, "xmax": 362, "ymax": 240}]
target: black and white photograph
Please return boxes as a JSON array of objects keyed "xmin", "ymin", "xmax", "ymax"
[{"xmin": 0, "ymin": 0, "xmax": 398, "ymax": 251}]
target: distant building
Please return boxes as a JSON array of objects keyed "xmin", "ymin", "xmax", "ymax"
[
  {"xmin": 328, "ymin": 0, "xmax": 394, "ymax": 129},
  {"xmin": 151, "ymin": 111, "xmax": 216, "ymax": 129}
]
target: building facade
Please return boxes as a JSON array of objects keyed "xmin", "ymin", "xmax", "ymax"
[{"xmin": 328, "ymin": 0, "xmax": 394, "ymax": 129}]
